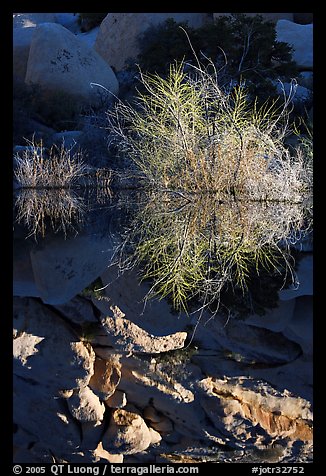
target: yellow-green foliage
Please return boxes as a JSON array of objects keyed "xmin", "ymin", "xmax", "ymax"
[
  {"xmin": 108, "ymin": 61, "xmax": 312, "ymax": 201},
  {"xmin": 120, "ymin": 192, "xmax": 309, "ymax": 313},
  {"xmin": 108, "ymin": 60, "xmax": 312, "ymax": 312}
]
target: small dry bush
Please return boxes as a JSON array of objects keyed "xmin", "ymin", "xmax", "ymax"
[{"xmin": 14, "ymin": 139, "xmax": 88, "ymax": 188}]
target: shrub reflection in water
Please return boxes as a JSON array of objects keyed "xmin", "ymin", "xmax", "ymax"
[
  {"xmin": 14, "ymin": 185, "xmax": 312, "ymax": 314},
  {"xmin": 118, "ymin": 192, "xmax": 312, "ymax": 314}
]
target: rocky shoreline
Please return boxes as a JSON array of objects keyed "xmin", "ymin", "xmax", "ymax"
[{"xmin": 13, "ymin": 254, "xmax": 313, "ymax": 463}]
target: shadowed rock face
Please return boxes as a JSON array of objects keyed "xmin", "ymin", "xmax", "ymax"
[
  {"xmin": 13, "ymin": 297, "xmax": 96, "ymax": 460},
  {"xmin": 13, "ymin": 297, "xmax": 95, "ymax": 390},
  {"xmin": 13, "ymin": 253, "xmax": 313, "ymax": 462}
]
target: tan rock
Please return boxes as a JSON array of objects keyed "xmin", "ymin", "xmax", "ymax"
[
  {"xmin": 150, "ymin": 416, "xmax": 173, "ymax": 435},
  {"xmin": 199, "ymin": 377, "xmax": 313, "ymax": 444},
  {"xmin": 89, "ymin": 357, "xmax": 121, "ymax": 399},
  {"xmin": 105, "ymin": 390, "xmax": 127, "ymax": 409},
  {"xmin": 93, "ymin": 442, "xmax": 124, "ymax": 463},
  {"xmin": 128, "ymin": 369, "xmax": 194, "ymax": 403},
  {"xmin": 98, "ymin": 305, "xmax": 187, "ymax": 354},
  {"xmin": 57, "ymin": 389, "xmax": 74, "ymax": 399},
  {"xmin": 102, "ymin": 409, "xmax": 152, "ymax": 455},
  {"xmin": 149, "ymin": 427, "xmax": 162, "ymax": 445}
]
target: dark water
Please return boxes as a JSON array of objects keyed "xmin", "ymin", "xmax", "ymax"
[{"xmin": 13, "ymin": 188, "xmax": 313, "ymax": 463}]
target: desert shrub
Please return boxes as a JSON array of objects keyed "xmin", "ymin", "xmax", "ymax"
[
  {"xmin": 77, "ymin": 13, "xmax": 107, "ymax": 31},
  {"xmin": 107, "ymin": 61, "xmax": 312, "ymax": 201},
  {"xmin": 107, "ymin": 58, "xmax": 312, "ymax": 312},
  {"xmin": 137, "ymin": 14, "xmax": 298, "ymax": 100},
  {"xmin": 14, "ymin": 138, "xmax": 88, "ymax": 188}
]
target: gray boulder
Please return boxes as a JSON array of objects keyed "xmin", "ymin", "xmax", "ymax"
[
  {"xmin": 13, "ymin": 13, "xmax": 58, "ymax": 80},
  {"xmin": 13, "ymin": 13, "xmax": 57, "ymax": 28},
  {"xmin": 13, "ymin": 27, "xmax": 34, "ymax": 80},
  {"xmin": 276, "ymin": 20, "xmax": 313, "ymax": 70},
  {"xmin": 94, "ymin": 13, "xmax": 209, "ymax": 72},
  {"xmin": 26, "ymin": 23, "xmax": 119, "ymax": 107},
  {"xmin": 14, "ymin": 234, "xmax": 114, "ymax": 304}
]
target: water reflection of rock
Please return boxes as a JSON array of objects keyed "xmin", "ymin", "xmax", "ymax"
[
  {"xmin": 13, "ymin": 192, "xmax": 312, "ymax": 463},
  {"xmin": 13, "ymin": 190, "xmax": 137, "ymax": 303},
  {"xmin": 14, "ymin": 233, "xmax": 117, "ymax": 304}
]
